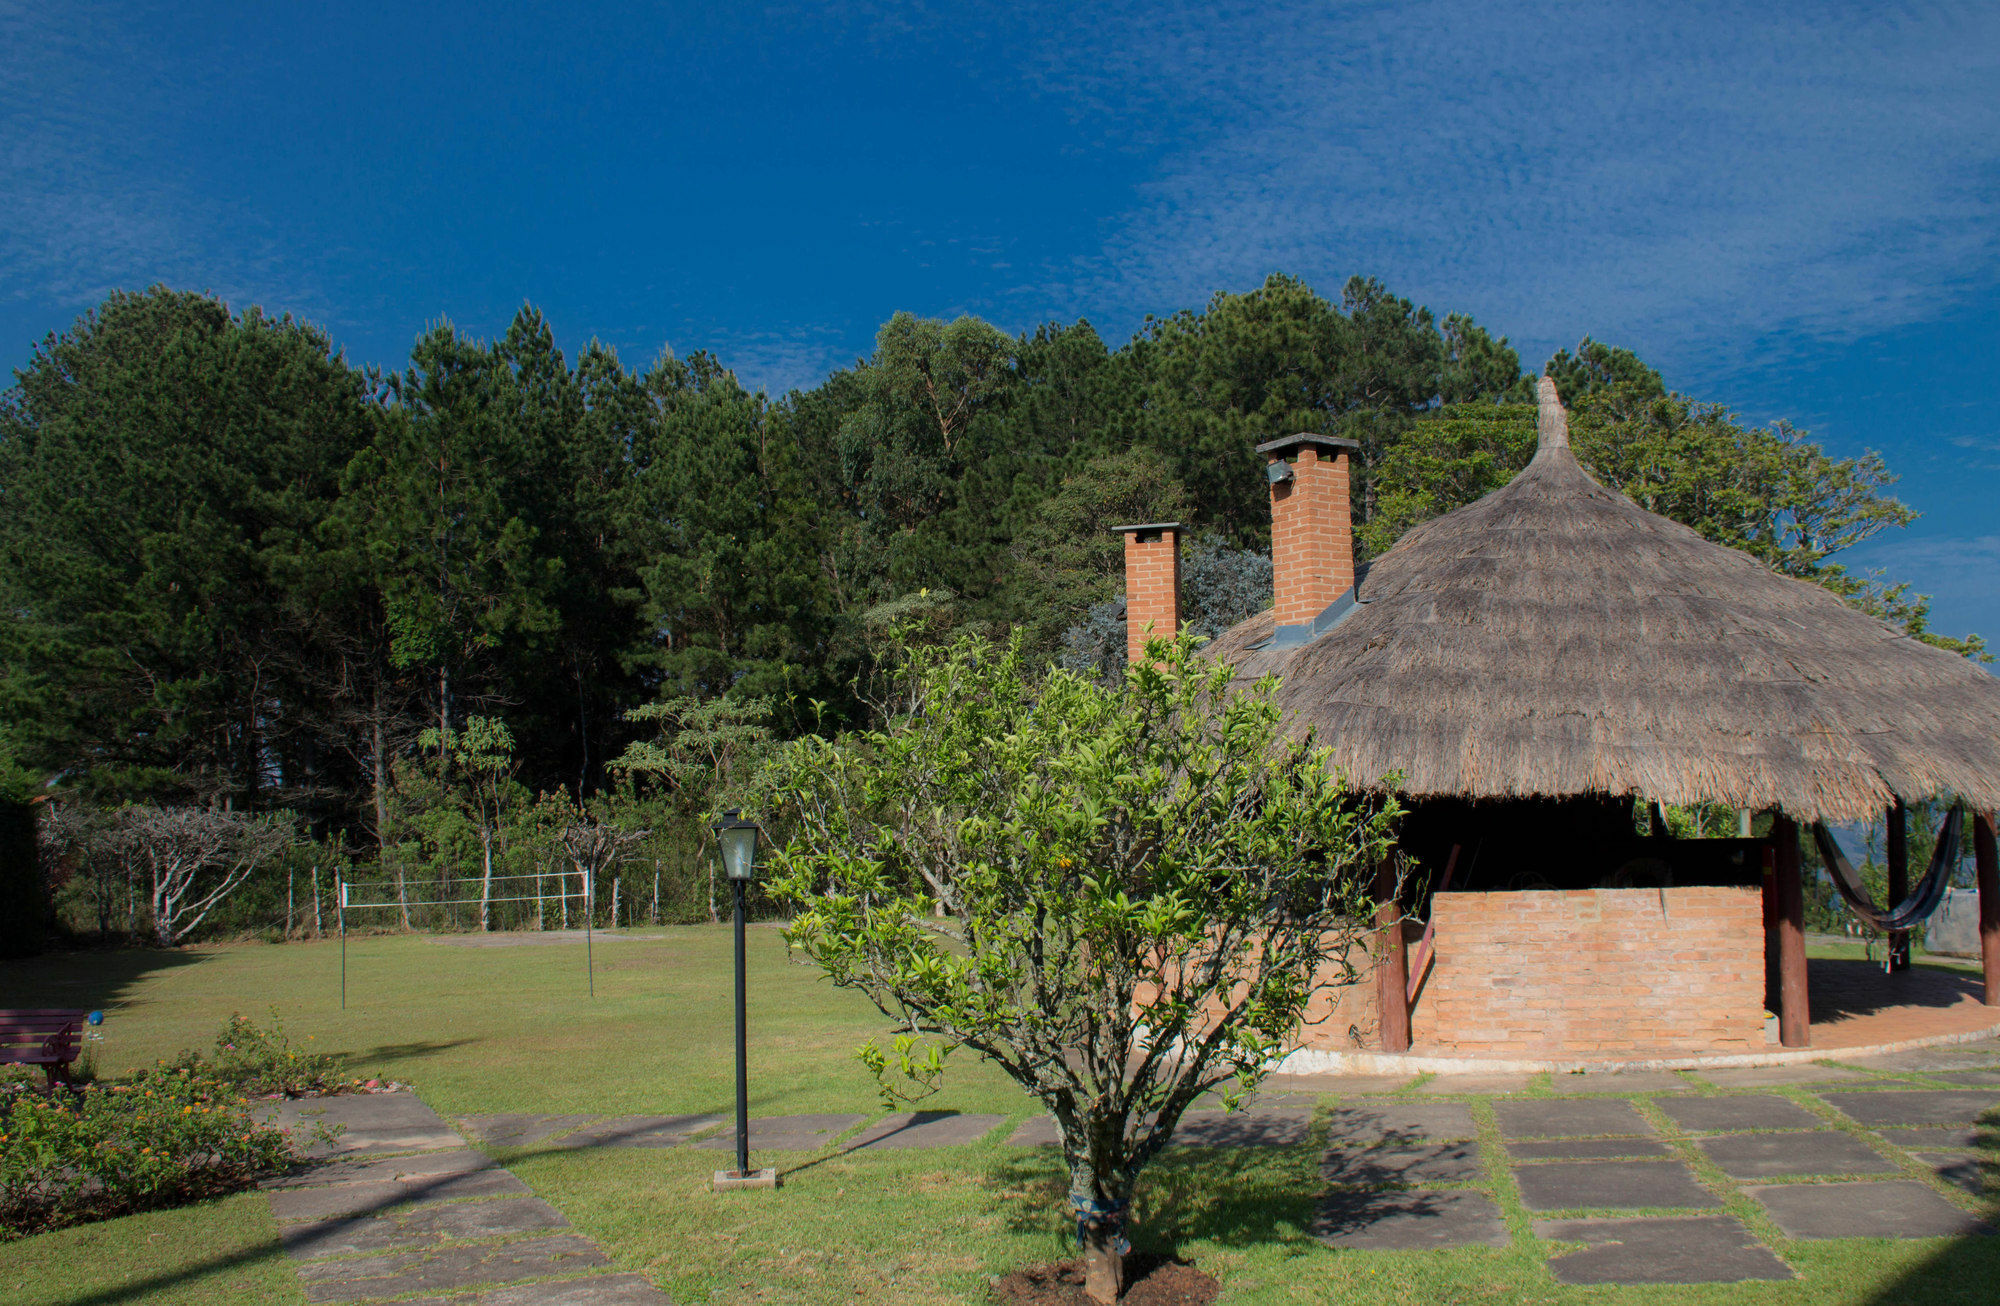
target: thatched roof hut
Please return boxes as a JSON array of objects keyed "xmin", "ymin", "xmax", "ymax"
[{"xmin": 1206, "ymin": 378, "xmax": 2000, "ymax": 825}]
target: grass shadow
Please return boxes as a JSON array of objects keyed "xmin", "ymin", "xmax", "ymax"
[{"xmin": 0, "ymin": 946, "xmax": 210, "ymax": 1016}]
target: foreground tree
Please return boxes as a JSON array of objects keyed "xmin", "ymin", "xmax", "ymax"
[{"xmin": 760, "ymin": 632, "xmax": 1401, "ymax": 1301}]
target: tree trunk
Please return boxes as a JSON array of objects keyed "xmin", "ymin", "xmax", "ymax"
[
  {"xmin": 374, "ymin": 706, "xmax": 411, "ymax": 930},
  {"xmin": 1081, "ymin": 1231, "xmax": 1123, "ymax": 1304},
  {"xmin": 479, "ymin": 829, "xmax": 494, "ymax": 932}
]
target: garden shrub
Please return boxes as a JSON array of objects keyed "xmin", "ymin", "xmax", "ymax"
[
  {"xmin": 0, "ymin": 1066, "xmax": 309, "ymax": 1236},
  {"xmin": 165, "ymin": 1012, "xmax": 347, "ymax": 1097}
]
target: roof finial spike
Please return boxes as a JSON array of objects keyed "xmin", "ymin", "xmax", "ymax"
[{"xmin": 1537, "ymin": 375, "xmax": 1570, "ymax": 450}]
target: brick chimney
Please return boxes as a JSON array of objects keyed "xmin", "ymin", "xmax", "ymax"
[
  {"xmin": 1257, "ymin": 433, "xmax": 1360, "ymax": 646},
  {"xmin": 1112, "ymin": 522, "xmax": 1182, "ymax": 665}
]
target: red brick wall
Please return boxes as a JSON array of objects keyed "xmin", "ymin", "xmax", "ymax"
[
  {"xmin": 1413, "ymin": 887, "xmax": 1765, "ymax": 1057},
  {"xmin": 1123, "ymin": 528, "xmax": 1181, "ymax": 665},
  {"xmin": 1268, "ymin": 446, "xmax": 1354, "ymax": 626}
]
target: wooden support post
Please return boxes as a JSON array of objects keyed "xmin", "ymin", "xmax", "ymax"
[
  {"xmin": 1887, "ymin": 799, "xmax": 1910, "ymax": 971},
  {"xmin": 1375, "ymin": 863, "xmax": 1411, "ymax": 1053},
  {"xmin": 1976, "ymin": 811, "xmax": 1999, "ymax": 1008},
  {"xmin": 1761, "ymin": 843, "xmax": 1779, "ymax": 1016},
  {"xmin": 1773, "ymin": 814, "xmax": 1810, "ymax": 1047}
]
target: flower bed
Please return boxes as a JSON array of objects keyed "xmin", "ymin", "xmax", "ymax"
[{"xmin": 0, "ymin": 1067, "xmax": 302, "ymax": 1235}]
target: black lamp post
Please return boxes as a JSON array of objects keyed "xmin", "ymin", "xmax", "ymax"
[{"xmin": 710, "ymin": 809, "xmax": 775, "ymax": 1189}]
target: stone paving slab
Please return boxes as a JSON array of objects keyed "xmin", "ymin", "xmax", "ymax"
[
  {"xmin": 1553, "ymin": 1071, "xmax": 1691, "ymax": 1095},
  {"xmin": 1535, "ymin": 1215, "xmax": 1792, "ymax": 1285},
  {"xmin": 691, "ymin": 1114, "xmax": 864, "ymax": 1152},
  {"xmin": 1877, "ymin": 1126, "xmax": 1996, "ymax": 1151},
  {"xmin": 1656, "ymin": 1095, "xmax": 1824, "ymax": 1133},
  {"xmin": 458, "ymin": 1114, "xmax": 599, "ymax": 1148},
  {"xmin": 1512, "ymin": 1160, "xmax": 1718, "ymax": 1212},
  {"xmin": 1694, "ymin": 1064, "xmax": 1874, "ymax": 1089},
  {"xmin": 845, "ymin": 1111, "xmax": 1006, "ymax": 1150},
  {"xmin": 1695, "ymin": 1131, "xmax": 1899, "ymax": 1179},
  {"xmin": 1310, "ymin": 1189, "xmax": 1511, "ymax": 1250},
  {"xmin": 1936, "ymin": 1069, "xmax": 2000, "ymax": 1087},
  {"xmin": 282, "ymin": 1196, "xmax": 571, "ymax": 1259},
  {"xmin": 1008, "ymin": 1116, "xmax": 1060, "ymax": 1147},
  {"xmin": 1495, "ymin": 1098, "xmax": 1653, "ymax": 1140},
  {"xmin": 1262, "ymin": 1073, "xmax": 1413, "ymax": 1096},
  {"xmin": 1915, "ymin": 1152, "xmax": 1995, "ymax": 1195},
  {"xmin": 1172, "ymin": 1109, "xmax": 1314, "ymax": 1148},
  {"xmin": 266, "ymin": 1093, "xmax": 469, "ymax": 1157},
  {"xmin": 1746, "ymin": 1180, "xmax": 1989, "ymax": 1239},
  {"xmin": 546, "ymin": 1115, "xmax": 724, "ymax": 1150},
  {"xmin": 266, "ymin": 1149, "xmax": 496, "ymax": 1190},
  {"xmin": 1507, "ymin": 1138, "xmax": 1670, "ymax": 1162},
  {"xmin": 269, "ymin": 1169, "xmax": 532, "ymax": 1221},
  {"xmin": 1321, "ymin": 1141, "xmax": 1484, "ymax": 1187},
  {"xmin": 1323, "ymin": 1101, "xmax": 1478, "ymax": 1145},
  {"xmin": 1820, "ymin": 1090, "xmax": 2000, "ymax": 1128},
  {"xmin": 269, "ymin": 1095, "xmax": 452, "ymax": 1131},
  {"xmin": 294, "ymin": 1233, "xmax": 610, "ymax": 1303},
  {"xmin": 1416, "ymin": 1074, "xmax": 1537, "ymax": 1096},
  {"xmin": 1004, "ymin": 1110, "xmax": 1311, "ymax": 1150},
  {"xmin": 1847, "ymin": 1048, "xmax": 2000, "ymax": 1073},
  {"xmin": 389, "ymin": 1274, "xmax": 673, "ymax": 1305}
]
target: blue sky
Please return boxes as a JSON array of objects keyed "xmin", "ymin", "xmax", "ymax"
[{"xmin": 4, "ymin": 1, "xmax": 1996, "ymax": 638}]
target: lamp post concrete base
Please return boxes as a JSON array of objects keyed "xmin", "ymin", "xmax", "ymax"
[{"xmin": 712, "ymin": 1167, "xmax": 780, "ymax": 1191}]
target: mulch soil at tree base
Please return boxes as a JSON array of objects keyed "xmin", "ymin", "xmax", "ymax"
[{"xmin": 990, "ymin": 1255, "xmax": 1220, "ymax": 1306}]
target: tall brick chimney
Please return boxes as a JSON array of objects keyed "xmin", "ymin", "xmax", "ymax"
[
  {"xmin": 1112, "ymin": 522, "xmax": 1182, "ymax": 665},
  {"xmin": 1257, "ymin": 433, "xmax": 1360, "ymax": 647}
]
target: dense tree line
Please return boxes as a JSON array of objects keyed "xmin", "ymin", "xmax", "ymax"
[{"xmin": 0, "ymin": 278, "xmax": 1975, "ymax": 937}]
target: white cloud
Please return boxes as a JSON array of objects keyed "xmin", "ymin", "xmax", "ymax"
[
  {"xmin": 0, "ymin": 0, "xmax": 332, "ymax": 323},
  {"xmin": 1001, "ymin": 0, "xmax": 2000, "ymax": 369}
]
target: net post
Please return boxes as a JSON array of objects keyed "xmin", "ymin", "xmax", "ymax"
[{"xmin": 338, "ymin": 879, "xmax": 348, "ymax": 1011}]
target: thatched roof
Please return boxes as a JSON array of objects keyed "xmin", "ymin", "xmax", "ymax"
[{"xmin": 1208, "ymin": 377, "xmax": 2000, "ymax": 823}]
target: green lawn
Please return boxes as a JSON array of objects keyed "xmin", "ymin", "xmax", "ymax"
[{"xmin": 2, "ymin": 930, "xmax": 1995, "ymax": 1304}]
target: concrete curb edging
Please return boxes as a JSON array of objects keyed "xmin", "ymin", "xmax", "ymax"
[{"xmin": 1273, "ymin": 1015, "xmax": 2000, "ymax": 1077}]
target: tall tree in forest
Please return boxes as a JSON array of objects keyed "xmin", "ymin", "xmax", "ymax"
[
  {"xmin": 625, "ymin": 351, "xmax": 831, "ymax": 704},
  {"xmin": 1129, "ymin": 274, "xmax": 1523, "ymax": 539},
  {"xmin": 0, "ymin": 287, "xmax": 374, "ymax": 807},
  {"xmin": 347, "ymin": 320, "xmax": 565, "ymax": 754}
]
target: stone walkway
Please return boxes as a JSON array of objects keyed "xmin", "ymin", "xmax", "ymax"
[
  {"xmin": 261, "ymin": 1036, "xmax": 2000, "ymax": 1296},
  {"xmin": 262, "ymin": 1097, "xmax": 672, "ymax": 1305},
  {"xmin": 1305, "ymin": 1037, "xmax": 2000, "ymax": 1285}
]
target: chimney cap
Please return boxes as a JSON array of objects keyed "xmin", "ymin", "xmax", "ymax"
[
  {"xmin": 1255, "ymin": 432, "xmax": 1360, "ymax": 457},
  {"xmin": 1109, "ymin": 521, "xmax": 1184, "ymax": 535}
]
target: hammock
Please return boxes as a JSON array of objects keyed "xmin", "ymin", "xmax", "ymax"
[{"xmin": 1810, "ymin": 807, "xmax": 1962, "ymax": 934}]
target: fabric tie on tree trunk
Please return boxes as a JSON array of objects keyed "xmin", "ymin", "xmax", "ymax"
[
  {"xmin": 1812, "ymin": 807, "xmax": 1962, "ymax": 933},
  {"xmin": 1071, "ymin": 1195, "xmax": 1131, "ymax": 1254}
]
